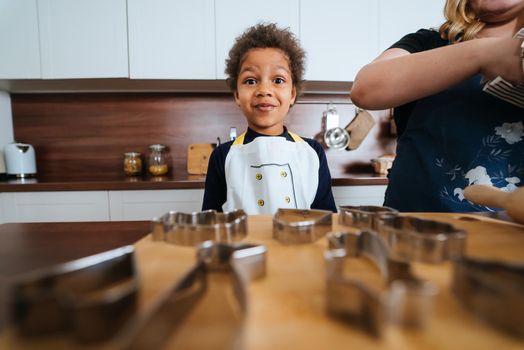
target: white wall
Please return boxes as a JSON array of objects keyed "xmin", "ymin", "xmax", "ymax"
[{"xmin": 0, "ymin": 91, "xmax": 14, "ymax": 148}]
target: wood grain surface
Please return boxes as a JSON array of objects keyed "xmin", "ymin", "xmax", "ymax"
[
  {"xmin": 11, "ymin": 93, "xmax": 396, "ymax": 180},
  {"xmin": 1, "ymin": 213, "xmax": 523, "ymax": 349}
]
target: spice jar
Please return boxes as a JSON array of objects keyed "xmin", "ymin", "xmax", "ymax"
[
  {"xmin": 148, "ymin": 144, "xmax": 169, "ymax": 176},
  {"xmin": 123, "ymin": 152, "xmax": 142, "ymax": 176}
]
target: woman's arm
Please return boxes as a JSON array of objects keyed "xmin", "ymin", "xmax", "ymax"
[{"xmin": 350, "ymin": 36, "xmax": 524, "ymax": 110}]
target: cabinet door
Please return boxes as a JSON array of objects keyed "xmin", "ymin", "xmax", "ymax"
[
  {"xmin": 332, "ymin": 185, "xmax": 387, "ymax": 207},
  {"xmin": 215, "ymin": 0, "xmax": 299, "ymax": 80},
  {"xmin": 300, "ymin": 0, "xmax": 379, "ymax": 82},
  {"xmin": 0, "ymin": 193, "xmax": 4, "ymax": 224},
  {"xmin": 378, "ymin": 0, "xmax": 445, "ymax": 52},
  {"xmin": 37, "ymin": 0, "xmax": 128, "ymax": 79},
  {"xmin": 0, "ymin": 0, "xmax": 41, "ymax": 79},
  {"xmin": 1, "ymin": 191, "xmax": 110, "ymax": 223},
  {"xmin": 128, "ymin": 0, "xmax": 215, "ymax": 79},
  {"xmin": 109, "ymin": 189, "xmax": 204, "ymax": 221}
]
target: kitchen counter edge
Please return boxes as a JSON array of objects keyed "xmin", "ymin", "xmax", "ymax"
[{"xmin": 0, "ymin": 174, "xmax": 387, "ymax": 192}]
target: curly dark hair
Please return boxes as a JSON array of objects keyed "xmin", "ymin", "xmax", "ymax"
[{"xmin": 225, "ymin": 23, "xmax": 306, "ymax": 96}]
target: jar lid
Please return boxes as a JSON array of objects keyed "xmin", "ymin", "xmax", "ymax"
[
  {"xmin": 124, "ymin": 152, "xmax": 141, "ymax": 156},
  {"xmin": 149, "ymin": 144, "xmax": 166, "ymax": 150}
]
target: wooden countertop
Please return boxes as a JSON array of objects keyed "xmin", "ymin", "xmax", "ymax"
[
  {"xmin": 0, "ymin": 173, "xmax": 388, "ymax": 192},
  {"xmin": 0, "ymin": 213, "xmax": 522, "ymax": 349}
]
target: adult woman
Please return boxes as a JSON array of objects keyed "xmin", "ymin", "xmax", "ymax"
[{"xmin": 351, "ymin": 0, "xmax": 524, "ymax": 212}]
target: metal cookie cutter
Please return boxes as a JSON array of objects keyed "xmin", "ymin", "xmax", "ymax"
[
  {"xmin": 152, "ymin": 209, "xmax": 248, "ymax": 246},
  {"xmin": 114, "ymin": 241, "xmax": 266, "ymax": 350},
  {"xmin": 338, "ymin": 205, "xmax": 398, "ymax": 230},
  {"xmin": 273, "ymin": 208, "xmax": 333, "ymax": 244},
  {"xmin": 452, "ymin": 256, "xmax": 524, "ymax": 338},
  {"xmin": 325, "ymin": 230, "xmax": 438, "ymax": 336},
  {"xmin": 376, "ymin": 215, "xmax": 466, "ymax": 264},
  {"xmin": 9, "ymin": 246, "xmax": 138, "ymax": 343}
]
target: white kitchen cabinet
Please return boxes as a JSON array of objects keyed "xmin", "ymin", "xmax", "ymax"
[
  {"xmin": 37, "ymin": 0, "xmax": 128, "ymax": 79},
  {"xmin": 0, "ymin": 91, "xmax": 14, "ymax": 148},
  {"xmin": 0, "ymin": 191, "xmax": 110, "ymax": 223},
  {"xmin": 127, "ymin": 0, "xmax": 215, "ymax": 79},
  {"xmin": 300, "ymin": 0, "xmax": 379, "ymax": 82},
  {"xmin": 108, "ymin": 189, "xmax": 204, "ymax": 221},
  {"xmin": 0, "ymin": 186, "xmax": 385, "ymax": 223},
  {"xmin": 378, "ymin": 0, "xmax": 445, "ymax": 52},
  {"xmin": 0, "ymin": 0, "xmax": 41, "ymax": 79},
  {"xmin": 332, "ymin": 185, "xmax": 387, "ymax": 207},
  {"xmin": 215, "ymin": 0, "xmax": 300, "ymax": 80},
  {"xmin": 0, "ymin": 193, "xmax": 5, "ymax": 224}
]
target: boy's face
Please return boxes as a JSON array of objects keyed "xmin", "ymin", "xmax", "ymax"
[{"xmin": 234, "ymin": 48, "xmax": 296, "ymax": 136}]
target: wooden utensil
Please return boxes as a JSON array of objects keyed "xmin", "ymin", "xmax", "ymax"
[
  {"xmin": 464, "ymin": 184, "xmax": 524, "ymax": 224},
  {"xmin": 187, "ymin": 143, "xmax": 215, "ymax": 175},
  {"xmin": 344, "ymin": 109, "xmax": 376, "ymax": 150}
]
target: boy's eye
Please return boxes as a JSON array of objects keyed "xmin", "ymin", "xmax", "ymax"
[
  {"xmin": 274, "ymin": 77, "xmax": 285, "ymax": 84},
  {"xmin": 243, "ymin": 78, "xmax": 257, "ymax": 85}
]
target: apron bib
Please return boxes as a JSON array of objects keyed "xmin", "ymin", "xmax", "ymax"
[{"xmin": 223, "ymin": 133, "xmax": 319, "ymax": 214}]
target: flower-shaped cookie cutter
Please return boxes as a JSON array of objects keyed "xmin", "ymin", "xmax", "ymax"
[
  {"xmin": 325, "ymin": 230, "xmax": 438, "ymax": 336},
  {"xmin": 273, "ymin": 208, "xmax": 333, "ymax": 244},
  {"xmin": 376, "ymin": 215, "xmax": 466, "ymax": 264},
  {"xmin": 152, "ymin": 209, "xmax": 248, "ymax": 246}
]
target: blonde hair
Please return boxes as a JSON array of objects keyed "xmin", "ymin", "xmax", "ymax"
[{"xmin": 439, "ymin": 0, "xmax": 485, "ymax": 42}]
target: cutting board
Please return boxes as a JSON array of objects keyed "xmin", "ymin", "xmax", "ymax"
[{"xmin": 187, "ymin": 143, "xmax": 215, "ymax": 175}]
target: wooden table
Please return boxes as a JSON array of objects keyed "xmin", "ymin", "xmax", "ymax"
[
  {"xmin": 0, "ymin": 213, "xmax": 523, "ymax": 349},
  {"xmin": 0, "ymin": 221, "xmax": 151, "ymax": 328}
]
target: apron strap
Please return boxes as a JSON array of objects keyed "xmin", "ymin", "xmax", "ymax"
[
  {"xmin": 288, "ymin": 131, "xmax": 303, "ymax": 143},
  {"xmin": 233, "ymin": 131, "xmax": 303, "ymax": 146},
  {"xmin": 232, "ymin": 132, "xmax": 246, "ymax": 145}
]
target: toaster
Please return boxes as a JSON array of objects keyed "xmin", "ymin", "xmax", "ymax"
[{"xmin": 4, "ymin": 142, "xmax": 37, "ymax": 178}]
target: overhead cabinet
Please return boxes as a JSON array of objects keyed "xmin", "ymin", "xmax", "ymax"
[
  {"xmin": 0, "ymin": 0, "xmax": 128, "ymax": 79},
  {"xmin": 0, "ymin": 0, "xmax": 41, "ymax": 79},
  {"xmin": 38, "ymin": 0, "xmax": 128, "ymax": 79},
  {"xmin": 127, "ymin": 0, "xmax": 215, "ymax": 79},
  {"xmin": 0, "ymin": 0, "xmax": 445, "ymax": 81},
  {"xmin": 214, "ymin": 0, "xmax": 300, "ymax": 79},
  {"xmin": 300, "ymin": 0, "xmax": 379, "ymax": 82},
  {"xmin": 378, "ymin": 0, "xmax": 445, "ymax": 52}
]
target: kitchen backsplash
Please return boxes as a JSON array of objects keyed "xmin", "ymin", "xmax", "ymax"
[{"xmin": 10, "ymin": 93, "xmax": 396, "ymax": 179}]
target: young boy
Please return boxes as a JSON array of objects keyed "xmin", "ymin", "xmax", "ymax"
[{"xmin": 202, "ymin": 23, "xmax": 336, "ymax": 215}]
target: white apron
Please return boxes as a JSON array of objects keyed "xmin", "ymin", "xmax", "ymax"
[{"xmin": 223, "ymin": 132, "xmax": 319, "ymax": 215}]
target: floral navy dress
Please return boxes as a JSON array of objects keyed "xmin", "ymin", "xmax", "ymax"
[{"xmin": 384, "ymin": 29, "xmax": 524, "ymax": 212}]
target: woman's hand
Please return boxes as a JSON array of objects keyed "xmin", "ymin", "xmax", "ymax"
[{"xmin": 478, "ymin": 36, "xmax": 524, "ymax": 86}]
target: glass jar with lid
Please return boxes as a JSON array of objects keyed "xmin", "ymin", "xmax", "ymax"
[
  {"xmin": 123, "ymin": 152, "xmax": 142, "ymax": 176},
  {"xmin": 147, "ymin": 144, "xmax": 169, "ymax": 176}
]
